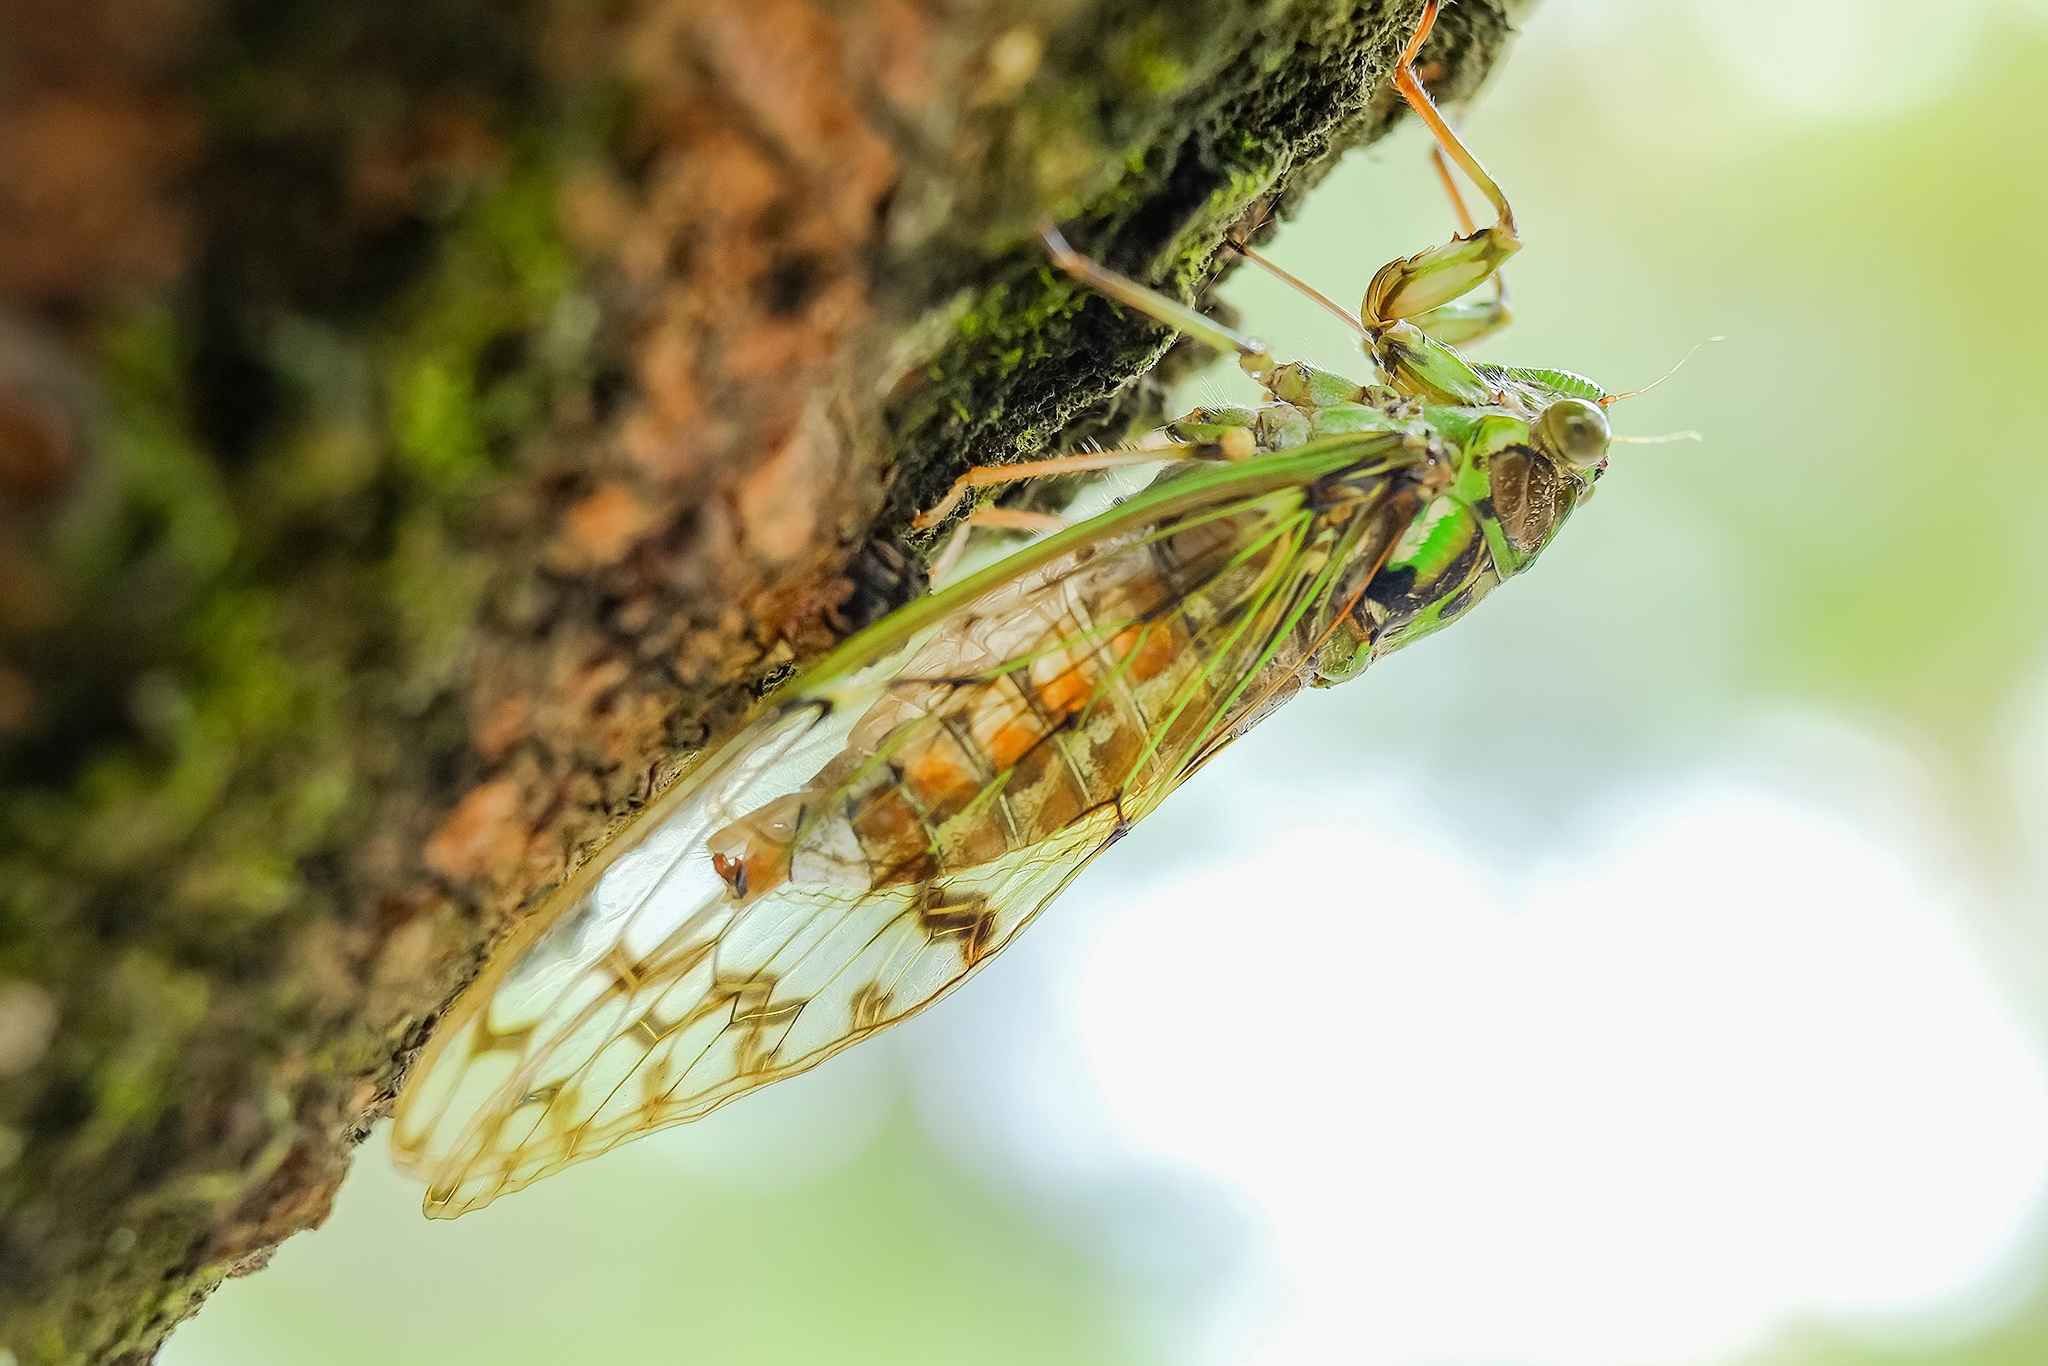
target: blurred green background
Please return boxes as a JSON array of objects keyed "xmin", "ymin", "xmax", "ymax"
[{"xmin": 163, "ymin": 2, "xmax": 2048, "ymax": 1363}]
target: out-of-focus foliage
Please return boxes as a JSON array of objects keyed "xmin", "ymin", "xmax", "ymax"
[{"xmin": 168, "ymin": 1065, "xmax": 1147, "ymax": 1365}]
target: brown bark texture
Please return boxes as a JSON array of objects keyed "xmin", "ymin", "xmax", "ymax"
[{"xmin": 0, "ymin": 0, "xmax": 1523, "ymax": 1359}]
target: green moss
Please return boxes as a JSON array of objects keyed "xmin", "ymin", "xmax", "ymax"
[
  {"xmin": 387, "ymin": 156, "xmax": 574, "ymax": 494},
  {"xmin": 79, "ymin": 954, "xmax": 211, "ymax": 1158},
  {"xmin": 56, "ymin": 311, "xmax": 237, "ymax": 592},
  {"xmin": 1111, "ymin": 17, "xmax": 1191, "ymax": 96}
]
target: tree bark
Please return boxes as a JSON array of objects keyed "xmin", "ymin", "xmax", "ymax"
[{"xmin": 0, "ymin": 0, "xmax": 1523, "ymax": 1358}]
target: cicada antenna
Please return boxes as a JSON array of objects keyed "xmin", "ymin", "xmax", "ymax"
[
  {"xmin": 1599, "ymin": 336, "xmax": 1723, "ymax": 407},
  {"xmin": 1609, "ymin": 430, "xmax": 1703, "ymax": 445}
]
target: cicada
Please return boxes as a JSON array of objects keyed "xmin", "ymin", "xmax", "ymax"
[{"xmin": 393, "ymin": 0, "xmax": 1619, "ymax": 1217}]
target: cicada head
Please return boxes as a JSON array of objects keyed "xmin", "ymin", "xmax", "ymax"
[
  {"xmin": 1530, "ymin": 396, "xmax": 1611, "ymax": 494},
  {"xmin": 1471, "ymin": 396, "xmax": 1609, "ymax": 573}
]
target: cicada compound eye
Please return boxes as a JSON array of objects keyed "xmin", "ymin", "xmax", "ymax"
[{"xmin": 1532, "ymin": 397, "xmax": 1610, "ymax": 469}]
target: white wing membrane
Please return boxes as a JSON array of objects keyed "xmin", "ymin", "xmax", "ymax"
[
  {"xmin": 393, "ymin": 575, "xmax": 1132, "ymax": 1216},
  {"xmin": 392, "ymin": 435, "xmax": 1428, "ymax": 1216}
]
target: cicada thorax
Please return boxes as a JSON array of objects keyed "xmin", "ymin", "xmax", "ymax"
[{"xmin": 706, "ymin": 478, "xmax": 1415, "ymax": 906}]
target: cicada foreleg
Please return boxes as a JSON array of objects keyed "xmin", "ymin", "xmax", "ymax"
[
  {"xmin": 1360, "ymin": 0, "xmax": 1521, "ymax": 331},
  {"xmin": 1226, "ymin": 230, "xmax": 1370, "ymax": 339},
  {"xmin": 911, "ymin": 230, "xmax": 1275, "ymax": 547},
  {"xmin": 911, "ymin": 228, "xmax": 1273, "ymax": 573},
  {"xmin": 1350, "ymin": 0, "xmax": 1526, "ymax": 405},
  {"xmin": 1406, "ymin": 145, "xmax": 1513, "ymax": 348}
]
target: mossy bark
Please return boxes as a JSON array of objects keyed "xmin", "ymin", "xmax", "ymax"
[{"xmin": 0, "ymin": 0, "xmax": 1525, "ymax": 1359}]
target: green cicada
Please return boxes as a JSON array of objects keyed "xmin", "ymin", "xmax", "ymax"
[{"xmin": 393, "ymin": 0, "xmax": 1619, "ymax": 1217}]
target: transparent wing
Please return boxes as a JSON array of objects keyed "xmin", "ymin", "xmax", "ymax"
[{"xmin": 393, "ymin": 434, "xmax": 1429, "ymax": 1216}]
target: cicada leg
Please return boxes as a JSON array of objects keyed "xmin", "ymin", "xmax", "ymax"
[
  {"xmin": 916, "ymin": 222, "xmax": 1284, "ymax": 565},
  {"xmin": 1041, "ymin": 226, "xmax": 1281, "ymax": 386},
  {"xmin": 914, "ymin": 226, "xmax": 1278, "ymax": 554},
  {"xmin": 1359, "ymin": 0, "xmax": 1521, "ymax": 331},
  {"xmin": 1432, "ymin": 143, "xmax": 1476, "ymax": 237},
  {"xmin": 1229, "ymin": 239, "xmax": 1369, "ymax": 338},
  {"xmin": 1218, "ymin": 138, "xmax": 1513, "ymax": 351},
  {"xmin": 1224, "ymin": 146, "xmax": 1511, "ymax": 352},
  {"xmin": 913, "ymin": 435, "xmax": 1238, "ymax": 578},
  {"xmin": 1407, "ymin": 144, "xmax": 1513, "ymax": 348},
  {"xmin": 1349, "ymin": 0, "xmax": 1526, "ymax": 404},
  {"xmin": 910, "ymin": 445, "xmax": 1214, "ymax": 533},
  {"xmin": 926, "ymin": 506, "xmax": 1074, "ymax": 584}
]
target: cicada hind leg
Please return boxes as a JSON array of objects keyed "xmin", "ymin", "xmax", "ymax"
[{"xmin": 911, "ymin": 445, "xmax": 1215, "ymax": 585}]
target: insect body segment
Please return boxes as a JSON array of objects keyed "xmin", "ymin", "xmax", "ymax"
[{"xmin": 391, "ymin": 0, "xmax": 1622, "ymax": 1217}]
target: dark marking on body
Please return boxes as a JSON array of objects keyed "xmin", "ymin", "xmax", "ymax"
[{"xmin": 1367, "ymin": 563, "xmax": 1418, "ymax": 603}]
